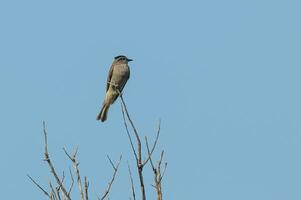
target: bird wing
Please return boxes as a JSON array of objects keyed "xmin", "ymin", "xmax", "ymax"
[
  {"xmin": 112, "ymin": 65, "xmax": 130, "ymax": 103},
  {"xmin": 106, "ymin": 64, "xmax": 114, "ymax": 92},
  {"xmin": 111, "ymin": 66, "xmax": 130, "ymax": 103},
  {"xmin": 119, "ymin": 68, "xmax": 130, "ymax": 92}
]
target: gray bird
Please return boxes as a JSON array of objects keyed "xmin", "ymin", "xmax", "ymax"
[{"xmin": 97, "ymin": 55, "xmax": 132, "ymax": 122}]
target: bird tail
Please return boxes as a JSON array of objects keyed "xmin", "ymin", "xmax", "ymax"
[{"xmin": 97, "ymin": 104, "xmax": 110, "ymax": 122}]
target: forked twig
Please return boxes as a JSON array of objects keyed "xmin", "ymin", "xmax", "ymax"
[
  {"xmin": 63, "ymin": 147, "xmax": 85, "ymax": 200},
  {"xmin": 146, "ymin": 139, "xmax": 166, "ymax": 200},
  {"xmin": 119, "ymin": 95, "xmax": 142, "ymax": 162},
  {"xmin": 30, "ymin": 93, "xmax": 167, "ymax": 200},
  {"xmin": 143, "ymin": 120, "xmax": 161, "ymax": 166},
  {"xmin": 43, "ymin": 122, "xmax": 71, "ymax": 200},
  {"xmin": 67, "ymin": 168, "xmax": 74, "ymax": 197},
  {"xmin": 49, "ymin": 180, "xmax": 58, "ymax": 200},
  {"xmin": 99, "ymin": 155, "xmax": 122, "ymax": 200},
  {"xmin": 119, "ymin": 93, "xmax": 146, "ymax": 200}
]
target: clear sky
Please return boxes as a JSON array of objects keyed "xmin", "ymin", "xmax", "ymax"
[{"xmin": 0, "ymin": 0, "xmax": 301, "ymax": 199}]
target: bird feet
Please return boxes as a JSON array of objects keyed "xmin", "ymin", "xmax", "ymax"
[
  {"xmin": 108, "ymin": 81, "xmax": 123, "ymax": 96},
  {"xmin": 108, "ymin": 81, "xmax": 118, "ymax": 88}
]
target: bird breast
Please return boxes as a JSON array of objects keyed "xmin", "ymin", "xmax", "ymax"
[{"xmin": 111, "ymin": 64, "xmax": 129, "ymax": 87}]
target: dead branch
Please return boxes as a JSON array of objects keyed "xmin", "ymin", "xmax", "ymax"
[
  {"xmin": 30, "ymin": 90, "xmax": 168, "ymax": 200},
  {"xmin": 56, "ymin": 185, "xmax": 62, "ymax": 200},
  {"xmin": 119, "ymin": 92, "xmax": 167, "ymax": 200},
  {"xmin": 49, "ymin": 180, "xmax": 58, "ymax": 200},
  {"xmin": 143, "ymin": 120, "xmax": 161, "ymax": 166},
  {"xmin": 121, "ymin": 104, "xmax": 138, "ymax": 161},
  {"xmin": 146, "ymin": 138, "xmax": 167, "ymax": 200},
  {"xmin": 67, "ymin": 168, "xmax": 74, "ymax": 197},
  {"xmin": 27, "ymin": 175, "xmax": 50, "ymax": 197},
  {"xmin": 43, "ymin": 122, "xmax": 71, "ymax": 200},
  {"xmin": 84, "ymin": 176, "xmax": 89, "ymax": 200},
  {"xmin": 63, "ymin": 147, "xmax": 85, "ymax": 200},
  {"xmin": 119, "ymin": 95, "xmax": 141, "ymax": 156},
  {"xmin": 120, "ymin": 94, "xmax": 146, "ymax": 200},
  {"xmin": 98, "ymin": 155, "xmax": 122, "ymax": 200},
  {"xmin": 127, "ymin": 163, "xmax": 136, "ymax": 200},
  {"xmin": 30, "ymin": 123, "xmax": 123, "ymax": 200}
]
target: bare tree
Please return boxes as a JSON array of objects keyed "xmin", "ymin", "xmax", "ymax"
[
  {"xmin": 28, "ymin": 122, "xmax": 122, "ymax": 200},
  {"xmin": 119, "ymin": 94, "xmax": 167, "ymax": 200},
  {"xmin": 29, "ymin": 96, "xmax": 167, "ymax": 200}
]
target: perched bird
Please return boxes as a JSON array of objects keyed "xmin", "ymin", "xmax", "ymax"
[{"xmin": 97, "ymin": 55, "xmax": 132, "ymax": 122}]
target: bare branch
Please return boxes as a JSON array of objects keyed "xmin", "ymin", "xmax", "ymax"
[
  {"xmin": 158, "ymin": 151, "xmax": 164, "ymax": 170},
  {"xmin": 63, "ymin": 147, "xmax": 85, "ymax": 200},
  {"xmin": 119, "ymin": 95, "xmax": 141, "ymax": 162},
  {"xmin": 56, "ymin": 186, "xmax": 62, "ymax": 200},
  {"xmin": 121, "ymin": 103, "xmax": 138, "ymax": 161},
  {"xmin": 99, "ymin": 155, "xmax": 122, "ymax": 200},
  {"xmin": 107, "ymin": 155, "xmax": 117, "ymax": 171},
  {"xmin": 146, "ymin": 140, "xmax": 165, "ymax": 200},
  {"xmin": 27, "ymin": 174, "xmax": 50, "ymax": 197},
  {"xmin": 84, "ymin": 176, "xmax": 89, "ymax": 200},
  {"xmin": 145, "ymin": 137, "xmax": 156, "ymax": 171},
  {"xmin": 57, "ymin": 171, "xmax": 65, "ymax": 192},
  {"xmin": 49, "ymin": 180, "xmax": 58, "ymax": 200},
  {"xmin": 160, "ymin": 162, "xmax": 168, "ymax": 182},
  {"xmin": 31, "ymin": 96, "xmax": 167, "ymax": 200},
  {"xmin": 127, "ymin": 163, "xmax": 136, "ymax": 200},
  {"xmin": 119, "ymin": 94, "xmax": 146, "ymax": 200},
  {"xmin": 67, "ymin": 168, "xmax": 74, "ymax": 197},
  {"xmin": 43, "ymin": 122, "xmax": 71, "ymax": 200},
  {"xmin": 56, "ymin": 173, "xmax": 64, "ymax": 200},
  {"xmin": 143, "ymin": 120, "xmax": 161, "ymax": 166}
]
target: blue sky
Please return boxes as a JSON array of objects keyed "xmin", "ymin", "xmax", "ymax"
[{"xmin": 0, "ymin": 0, "xmax": 301, "ymax": 199}]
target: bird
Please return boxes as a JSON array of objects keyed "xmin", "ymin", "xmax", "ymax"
[{"xmin": 97, "ymin": 55, "xmax": 132, "ymax": 122}]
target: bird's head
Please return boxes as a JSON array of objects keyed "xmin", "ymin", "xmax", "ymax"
[{"xmin": 114, "ymin": 55, "xmax": 133, "ymax": 64}]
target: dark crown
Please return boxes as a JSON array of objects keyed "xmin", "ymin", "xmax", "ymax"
[{"xmin": 114, "ymin": 55, "xmax": 127, "ymax": 60}]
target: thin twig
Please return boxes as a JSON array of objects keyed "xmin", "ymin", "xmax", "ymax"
[
  {"xmin": 143, "ymin": 120, "xmax": 161, "ymax": 166},
  {"xmin": 145, "ymin": 137, "xmax": 156, "ymax": 171},
  {"xmin": 56, "ymin": 186, "xmax": 62, "ymax": 200},
  {"xmin": 127, "ymin": 163, "xmax": 136, "ymax": 200},
  {"xmin": 56, "ymin": 173, "xmax": 64, "ymax": 200},
  {"xmin": 119, "ymin": 95, "xmax": 141, "ymax": 162},
  {"xmin": 49, "ymin": 190, "xmax": 54, "ymax": 200},
  {"xmin": 27, "ymin": 175, "xmax": 50, "ymax": 197},
  {"xmin": 158, "ymin": 151, "xmax": 164, "ymax": 171},
  {"xmin": 119, "ymin": 94, "xmax": 146, "ymax": 200},
  {"xmin": 146, "ymin": 140, "xmax": 165, "ymax": 200},
  {"xmin": 107, "ymin": 155, "xmax": 117, "ymax": 171},
  {"xmin": 121, "ymin": 104, "xmax": 138, "ymax": 161},
  {"xmin": 160, "ymin": 163, "xmax": 168, "ymax": 182},
  {"xmin": 57, "ymin": 171, "xmax": 65, "ymax": 191},
  {"xmin": 99, "ymin": 155, "xmax": 122, "ymax": 200},
  {"xmin": 156, "ymin": 151, "xmax": 165, "ymax": 200},
  {"xmin": 43, "ymin": 122, "xmax": 71, "ymax": 200},
  {"xmin": 63, "ymin": 147, "xmax": 85, "ymax": 200},
  {"xmin": 68, "ymin": 168, "xmax": 74, "ymax": 197},
  {"xmin": 49, "ymin": 180, "xmax": 58, "ymax": 200}
]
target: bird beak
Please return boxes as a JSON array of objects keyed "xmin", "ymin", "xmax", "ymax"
[{"xmin": 127, "ymin": 58, "xmax": 133, "ymax": 62}]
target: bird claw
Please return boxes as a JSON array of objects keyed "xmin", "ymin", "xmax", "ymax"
[
  {"xmin": 108, "ymin": 81, "xmax": 123, "ymax": 95},
  {"xmin": 108, "ymin": 81, "xmax": 118, "ymax": 88}
]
